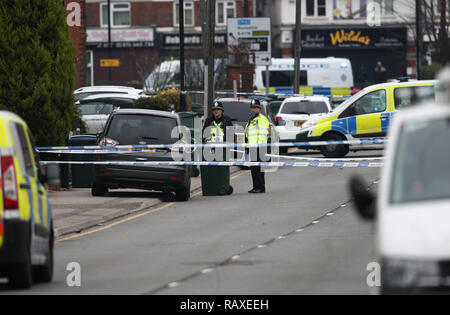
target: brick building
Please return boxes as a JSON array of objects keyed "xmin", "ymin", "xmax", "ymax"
[
  {"xmin": 85, "ymin": 0, "xmax": 255, "ymax": 86},
  {"xmin": 66, "ymin": 0, "xmax": 87, "ymax": 89}
]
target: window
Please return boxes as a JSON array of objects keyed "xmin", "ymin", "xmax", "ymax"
[
  {"xmin": 101, "ymin": 2, "xmax": 131, "ymax": 28},
  {"xmin": 9, "ymin": 123, "xmax": 35, "ymax": 177},
  {"xmin": 86, "ymin": 51, "xmax": 94, "ymax": 87},
  {"xmin": 306, "ymin": 0, "xmax": 327, "ymax": 17},
  {"xmin": 262, "ymin": 71, "xmax": 308, "ymax": 87},
  {"xmin": 341, "ymin": 90, "xmax": 386, "ymax": 117},
  {"xmin": 394, "ymin": 86, "xmax": 436, "ymax": 109},
  {"xmin": 216, "ymin": 1, "xmax": 236, "ymax": 26},
  {"xmin": 373, "ymin": 0, "xmax": 394, "ymax": 16},
  {"xmin": 391, "ymin": 118, "xmax": 450, "ymax": 204},
  {"xmin": 281, "ymin": 101, "xmax": 329, "ymax": 115},
  {"xmin": 174, "ymin": 1, "xmax": 194, "ymax": 27}
]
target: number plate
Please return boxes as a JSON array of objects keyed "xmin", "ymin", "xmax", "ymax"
[{"xmin": 295, "ymin": 121, "xmax": 305, "ymax": 127}]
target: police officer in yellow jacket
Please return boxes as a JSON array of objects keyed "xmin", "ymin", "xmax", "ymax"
[{"xmin": 245, "ymin": 99, "xmax": 270, "ymax": 194}]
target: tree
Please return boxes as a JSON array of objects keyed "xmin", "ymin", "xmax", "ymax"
[{"xmin": 0, "ymin": 0, "xmax": 81, "ymax": 146}]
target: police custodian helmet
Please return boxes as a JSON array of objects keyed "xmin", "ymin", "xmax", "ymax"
[
  {"xmin": 212, "ymin": 101, "xmax": 224, "ymax": 111},
  {"xmin": 250, "ymin": 99, "xmax": 262, "ymax": 108}
]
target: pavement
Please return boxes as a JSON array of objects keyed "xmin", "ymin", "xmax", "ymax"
[
  {"xmin": 50, "ymin": 167, "xmax": 241, "ymax": 238},
  {"xmin": 0, "ymin": 151, "xmax": 381, "ymax": 295}
]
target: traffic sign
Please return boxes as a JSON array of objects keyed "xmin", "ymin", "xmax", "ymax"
[
  {"xmin": 100, "ymin": 59, "xmax": 121, "ymax": 67},
  {"xmin": 227, "ymin": 17, "xmax": 272, "ymax": 66}
]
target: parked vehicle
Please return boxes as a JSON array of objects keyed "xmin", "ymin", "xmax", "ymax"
[
  {"xmin": 74, "ymin": 86, "xmax": 143, "ymax": 101},
  {"xmin": 254, "ymin": 58, "xmax": 354, "ymax": 101},
  {"xmin": 276, "ymin": 96, "xmax": 332, "ymax": 154},
  {"xmin": 0, "ymin": 111, "xmax": 60, "ymax": 289},
  {"xmin": 350, "ymin": 96, "xmax": 450, "ymax": 295},
  {"xmin": 77, "ymin": 94, "xmax": 140, "ymax": 134},
  {"xmin": 92, "ymin": 109, "xmax": 192, "ymax": 201},
  {"xmin": 297, "ymin": 79, "xmax": 438, "ymax": 158}
]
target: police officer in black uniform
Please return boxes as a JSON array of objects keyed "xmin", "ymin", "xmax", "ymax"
[{"xmin": 202, "ymin": 101, "xmax": 233, "ymax": 143}]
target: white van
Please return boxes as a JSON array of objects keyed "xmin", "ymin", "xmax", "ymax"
[
  {"xmin": 254, "ymin": 58, "xmax": 354, "ymax": 99},
  {"xmin": 351, "ymin": 98, "xmax": 450, "ymax": 294}
]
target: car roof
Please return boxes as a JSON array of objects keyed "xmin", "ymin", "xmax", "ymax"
[
  {"xmin": 363, "ymin": 80, "xmax": 438, "ymax": 92},
  {"xmin": 80, "ymin": 93, "xmax": 141, "ymax": 101},
  {"xmin": 74, "ymin": 86, "xmax": 142, "ymax": 94},
  {"xmin": 283, "ymin": 96, "xmax": 330, "ymax": 102},
  {"xmin": 113, "ymin": 108, "xmax": 179, "ymax": 119},
  {"xmin": 216, "ymin": 98, "xmax": 268, "ymax": 105},
  {"xmin": 0, "ymin": 111, "xmax": 27, "ymax": 124}
]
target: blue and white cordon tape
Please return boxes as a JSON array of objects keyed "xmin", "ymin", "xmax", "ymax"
[
  {"xmin": 36, "ymin": 138, "xmax": 387, "ymax": 153},
  {"xmin": 40, "ymin": 160, "xmax": 384, "ymax": 168}
]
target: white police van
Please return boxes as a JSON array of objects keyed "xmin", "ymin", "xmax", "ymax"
[
  {"xmin": 351, "ymin": 71, "xmax": 450, "ymax": 294},
  {"xmin": 254, "ymin": 58, "xmax": 354, "ymax": 99}
]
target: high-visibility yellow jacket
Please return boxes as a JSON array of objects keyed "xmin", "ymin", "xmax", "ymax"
[{"xmin": 245, "ymin": 114, "xmax": 270, "ymax": 144}]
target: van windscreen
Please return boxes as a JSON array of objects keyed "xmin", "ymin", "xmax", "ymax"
[{"xmin": 262, "ymin": 71, "xmax": 307, "ymax": 87}]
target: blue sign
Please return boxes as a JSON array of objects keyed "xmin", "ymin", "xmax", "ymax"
[{"xmin": 238, "ymin": 19, "xmax": 251, "ymax": 25}]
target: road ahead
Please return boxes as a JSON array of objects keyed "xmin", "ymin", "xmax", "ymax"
[{"xmin": 1, "ymin": 152, "xmax": 380, "ymax": 295}]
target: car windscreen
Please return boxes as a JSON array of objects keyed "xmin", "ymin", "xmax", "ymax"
[
  {"xmin": 281, "ymin": 101, "xmax": 329, "ymax": 115},
  {"xmin": 106, "ymin": 114, "xmax": 179, "ymax": 145},
  {"xmin": 391, "ymin": 118, "xmax": 450, "ymax": 204},
  {"xmin": 78, "ymin": 102, "xmax": 115, "ymax": 115},
  {"xmin": 221, "ymin": 102, "xmax": 253, "ymax": 122}
]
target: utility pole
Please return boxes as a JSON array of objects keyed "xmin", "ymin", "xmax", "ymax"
[
  {"xmin": 440, "ymin": 0, "xmax": 448, "ymax": 66},
  {"xmin": 108, "ymin": 0, "xmax": 112, "ymax": 83},
  {"xmin": 293, "ymin": 0, "xmax": 302, "ymax": 95},
  {"xmin": 244, "ymin": 0, "xmax": 250, "ymax": 17},
  {"xmin": 179, "ymin": 0, "xmax": 186, "ymax": 111},
  {"xmin": 416, "ymin": 0, "xmax": 422, "ymax": 80},
  {"xmin": 201, "ymin": 0, "xmax": 215, "ymax": 115}
]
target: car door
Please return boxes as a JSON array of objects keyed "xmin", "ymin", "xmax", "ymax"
[
  {"xmin": 10, "ymin": 122, "xmax": 50, "ymax": 253},
  {"xmin": 338, "ymin": 88, "xmax": 390, "ymax": 138}
]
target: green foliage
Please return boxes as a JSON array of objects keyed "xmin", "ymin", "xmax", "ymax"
[
  {"xmin": 0, "ymin": 0, "xmax": 80, "ymax": 146},
  {"xmin": 134, "ymin": 96, "xmax": 170, "ymax": 111},
  {"xmin": 423, "ymin": 63, "xmax": 443, "ymax": 80},
  {"xmin": 158, "ymin": 89, "xmax": 193, "ymax": 112}
]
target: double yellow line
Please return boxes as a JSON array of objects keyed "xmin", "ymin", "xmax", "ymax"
[{"xmin": 56, "ymin": 171, "xmax": 248, "ymax": 243}]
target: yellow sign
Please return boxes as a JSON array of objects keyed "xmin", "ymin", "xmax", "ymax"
[
  {"xmin": 330, "ymin": 30, "xmax": 371, "ymax": 46},
  {"xmin": 100, "ymin": 59, "xmax": 121, "ymax": 67}
]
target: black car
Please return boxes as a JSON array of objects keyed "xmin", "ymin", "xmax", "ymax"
[{"xmin": 92, "ymin": 109, "xmax": 192, "ymax": 201}]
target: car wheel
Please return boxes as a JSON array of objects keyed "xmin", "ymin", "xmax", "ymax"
[
  {"xmin": 92, "ymin": 182, "xmax": 108, "ymax": 197},
  {"xmin": 320, "ymin": 133, "xmax": 349, "ymax": 158},
  {"xmin": 32, "ymin": 225, "xmax": 54, "ymax": 284},
  {"xmin": 191, "ymin": 166, "xmax": 200, "ymax": 178},
  {"xmin": 175, "ymin": 181, "xmax": 191, "ymax": 202},
  {"xmin": 8, "ymin": 229, "xmax": 32, "ymax": 290}
]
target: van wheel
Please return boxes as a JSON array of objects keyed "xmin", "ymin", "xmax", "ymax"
[
  {"xmin": 32, "ymin": 225, "xmax": 54, "ymax": 284},
  {"xmin": 176, "ymin": 181, "xmax": 191, "ymax": 202},
  {"xmin": 92, "ymin": 183, "xmax": 108, "ymax": 196},
  {"xmin": 8, "ymin": 231, "xmax": 32, "ymax": 290},
  {"xmin": 320, "ymin": 133, "xmax": 349, "ymax": 158}
]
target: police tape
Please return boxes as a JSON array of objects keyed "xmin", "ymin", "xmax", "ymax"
[
  {"xmin": 266, "ymin": 154, "xmax": 385, "ymax": 163},
  {"xmin": 187, "ymin": 90, "xmax": 351, "ymax": 99},
  {"xmin": 40, "ymin": 160, "xmax": 384, "ymax": 168},
  {"xmin": 36, "ymin": 138, "xmax": 387, "ymax": 152}
]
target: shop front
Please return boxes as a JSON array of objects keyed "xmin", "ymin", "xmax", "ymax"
[
  {"xmin": 300, "ymin": 26, "xmax": 408, "ymax": 88},
  {"xmin": 86, "ymin": 27, "xmax": 156, "ymax": 86}
]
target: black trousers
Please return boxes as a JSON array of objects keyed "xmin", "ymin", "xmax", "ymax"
[
  {"xmin": 248, "ymin": 149, "xmax": 266, "ymax": 191},
  {"xmin": 251, "ymin": 166, "xmax": 265, "ymax": 190}
]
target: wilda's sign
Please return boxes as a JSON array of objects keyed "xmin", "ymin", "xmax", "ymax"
[
  {"xmin": 330, "ymin": 30, "xmax": 371, "ymax": 46},
  {"xmin": 301, "ymin": 28, "xmax": 406, "ymax": 50}
]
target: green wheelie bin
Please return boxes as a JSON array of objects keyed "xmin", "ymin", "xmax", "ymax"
[
  {"xmin": 69, "ymin": 135, "xmax": 98, "ymax": 188},
  {"xmin": 200, "ymin": 149, "xmax": 233, "ymax": 197}
]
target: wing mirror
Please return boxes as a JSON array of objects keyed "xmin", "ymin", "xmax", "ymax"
[{"xmin": 349, "ymin": 176, "xmax": 376, "ymax": 221}]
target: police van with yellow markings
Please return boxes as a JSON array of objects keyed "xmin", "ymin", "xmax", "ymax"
[
  {"xmin": 0, "ymin": 111, "xmax": 60, "ymax": 289},
  {"xmin": 296, "ymin": 79, "xmax": 438, "ymax": 158}
]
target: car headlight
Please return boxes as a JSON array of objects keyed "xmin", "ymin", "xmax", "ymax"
[{"xmin": 383, "ymin": 259, "xmax": 440, "ymax": 289}]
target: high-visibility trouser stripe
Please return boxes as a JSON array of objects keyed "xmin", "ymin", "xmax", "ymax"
[{"xmin": 0, "ymin": 219, "xmax": 4, "ymax": 247}]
